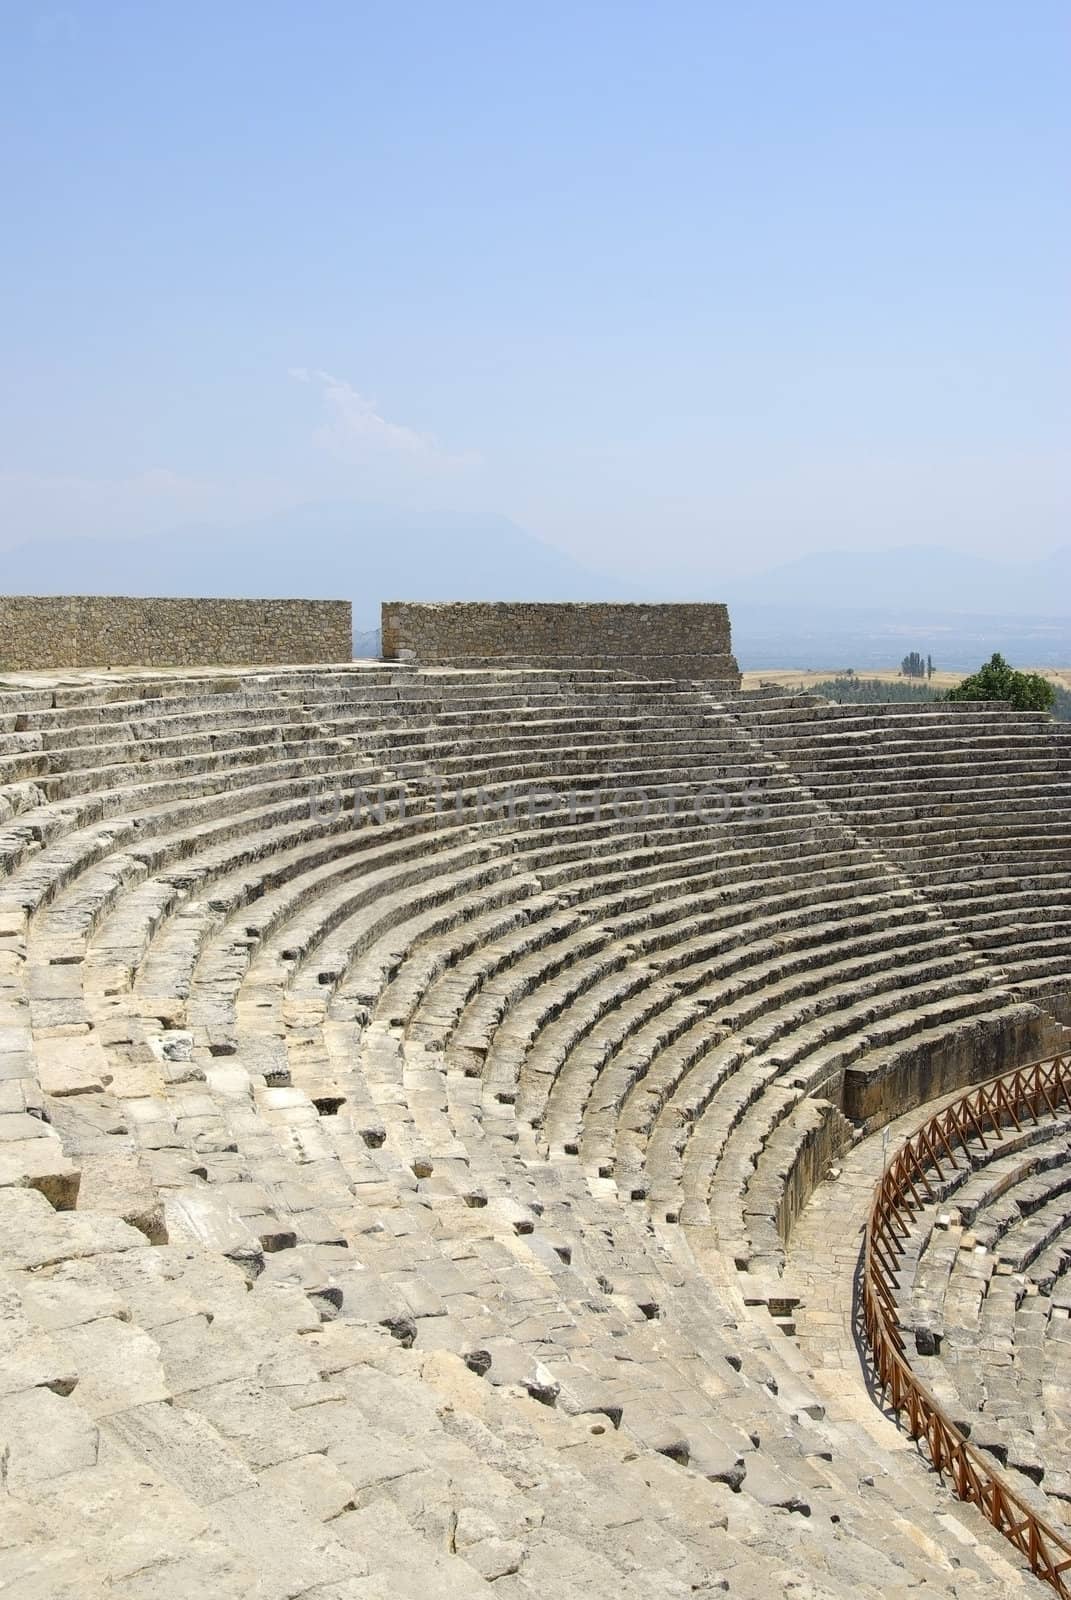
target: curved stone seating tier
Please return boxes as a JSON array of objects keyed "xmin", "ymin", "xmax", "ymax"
[
  {"xmin": 0, "ymin": 663, "xmax": 1066, "ymax": 1596},
  {"xmin": 168, "ymin": 800, "xmax": 1011, "ymax": 1286},
  {"xmin": 877, "ymin": 1103, "xmax": 1071, "ymax": 1530},
  {"xmin": 738, "ymin": 694, "xmax": 1071, "ymax": 1011}
]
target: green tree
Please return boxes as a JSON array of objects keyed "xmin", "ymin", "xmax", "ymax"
[
  {"xmin": 946, "ymin": 653, "xmax": 1056, "ymax": 712},
  {"xmin": 900, "ymin": 651, "xmax": 926, "ymax": 678}
]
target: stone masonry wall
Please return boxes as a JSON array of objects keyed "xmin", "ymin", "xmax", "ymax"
[
  {"xmin": 381, "ymin": 601, "xmax": 740, "ymax": 684},
  {"xmin": 0, "ymin": 596, "xmax": 353, "ymax": 670}
]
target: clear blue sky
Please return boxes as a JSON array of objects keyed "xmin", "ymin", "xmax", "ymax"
[{"xmin": 1, "ymin": 2, "xmax": 1067, "ymax": 581}]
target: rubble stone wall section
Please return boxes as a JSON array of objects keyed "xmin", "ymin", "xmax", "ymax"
[
  {"xmin": 381, "ymin": 600, "xmax": 741, "ymax": 684},
  {"xmin": 0, "ymin": 596, "xmax": 353, "ymax": 669}
]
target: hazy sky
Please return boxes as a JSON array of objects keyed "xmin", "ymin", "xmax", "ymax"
[{"xmin": 1, "ymin": 2, "xmax": 1067, "ymax": 581}]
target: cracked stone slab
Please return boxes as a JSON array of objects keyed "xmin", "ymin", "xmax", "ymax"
[{"xmin": 0, "ymin": 1188, "xmax": 147, "ymax": 1270}]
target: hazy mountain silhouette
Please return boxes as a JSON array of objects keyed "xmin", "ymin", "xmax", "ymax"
[
  {"xmin": 724, "ymin": 545, "xmax": 1071, "ymax": 616},
  {"xmin": 0, "ymin": 503, "xmax": 638, "ymax": 630},
  {"xmin": 5, "ymin": 512, "xmax": 1066, "ymax": 620},
  {"xmin": 3, "ymin": 512, "xmax": 1066, "ymax": 669}
]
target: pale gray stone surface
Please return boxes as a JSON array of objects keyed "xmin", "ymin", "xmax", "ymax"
[{"xmin": 0, "ymin": 659, "xmax": 1066, "ymax": 1596}]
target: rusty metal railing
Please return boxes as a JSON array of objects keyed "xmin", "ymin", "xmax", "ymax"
[{"xmin": 863, "ymin": 1052, "xmax": 1071, "ymax": 1594}]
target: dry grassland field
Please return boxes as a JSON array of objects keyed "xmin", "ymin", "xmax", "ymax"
[{"xmin": 741, "ymin": 666, "xmax": 1071, "ymax": 692}]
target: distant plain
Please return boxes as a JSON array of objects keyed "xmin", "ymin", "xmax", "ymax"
[{"xmin": 741, "ymin": 667, "xmax": 1071, "ymax": 692}]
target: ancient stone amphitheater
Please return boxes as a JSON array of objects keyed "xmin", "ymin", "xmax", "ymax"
[{"xmin": 2, "ymin": 599, "xmax": 1070, "ymax": 1599}]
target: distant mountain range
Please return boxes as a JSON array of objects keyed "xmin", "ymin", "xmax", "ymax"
[
  {"xmin": 723, "ymin": 544, "xmax": 1071, "ymax": 617},
  {"xmin": 727, "ymin": 603, "xmax": 1070, "ymax": 672},
  {"xmin": 1, "ymin": 506, "xmax": 1066, "ymax": 669},
  {"xmin": 721, "ymin": 544, "xmax": 1071, "ymax": 670},
  {"xmin": 0, "ymin": 503, "xmax": 639, "ymax": 630}
]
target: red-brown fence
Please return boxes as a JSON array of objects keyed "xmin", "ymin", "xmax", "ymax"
[{"xmin": 863, "ymin": 1052, "xmax": 1071, "ymax": 1594}]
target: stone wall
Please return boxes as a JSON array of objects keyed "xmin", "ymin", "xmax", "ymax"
[
  {"xmin": 381, "ymin": 601, "xmax": 740, "ymax": 684},
  {"xmin": 0, "ymin": 596, "xmax": 353, "ymax": 670},
  {"xmin": 842, "ymin": 1008, "xmax": 1057, "ymax": 1133}
]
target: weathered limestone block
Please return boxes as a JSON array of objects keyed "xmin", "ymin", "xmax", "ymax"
[
  {"xmin": 102, "ymin": 1399, "xmax": 258, "ymax": 1503},
  {"xmin": 258, "ymin": 1452, "xmax": 358, "ymax": 1521},
  {"xmin": 35, "ymin": 1033, "xmax": 110, "ymax": 1097},
  {"xmin": 9, "ymin": 1445, "xmax": 240, "ymax": 1591},
  {"xmin": 164, "ymin": 1188, "xmax": 265, "ymax": 1282},
  {"xmin": 0, "ymin": 909, "xmax": 29, "ymax": 941},
  {"xmin": 87, "ymin": 1242, "xmax": 251, "ymax": 1332},
  {"xmin": 0, "ymin": 1134, "xmax": 80, "ymax": 1209},
  {"xmin": 0, "ymin": 1277, "xmax": 79, "ymax": 1397},
  {"xmin": 198, "ymin": 1483, "xmax": 368, "ymax": 1597},
  {"xmin": 17, "ymin": 1257, "xmax": 129, "ymax": 1330},
  {"xmin": 0, "ymin": 1078, "xmax": 45, "ymax": 1116},
  {"xmin": 180, "ymin": 1376, "xmax": 338, "ymax": 1469},
  {"xmin": 0, "ymin": 1188, "xmax": 147, "ymax": 1271},
  {"xmin": 75, "ymin": 1150, "xmax": 166, "ymax": 1243},
  {"xmin": 0, "ymin": 1109, "xmax": 52, "ymax": 1141},
  {"xmin": 55, "ymin": 1317, "xmax": 170, "ymax": 1417},
  {"xmin": 331, "ymin": 1498, "xmax": 493, "ymax": 1600},
  {"xmin": 0, "ymin": 1386, "xmax": 100, "ymax": 1494}
]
